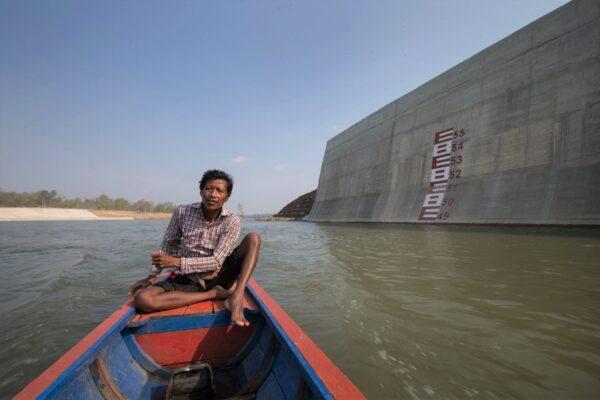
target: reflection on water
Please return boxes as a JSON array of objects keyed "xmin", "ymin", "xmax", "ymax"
[{"xmin": 1, "ymin": 221, "xmax": 599, "ymax": 398}]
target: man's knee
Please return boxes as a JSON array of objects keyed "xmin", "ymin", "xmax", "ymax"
[
  {"xmin": 244, "ymin": 232, "xmax": 261, "ymax": 248},
  {"xmin": 134, "ymin": 289, "xmax": 158, "ymax": 313}
]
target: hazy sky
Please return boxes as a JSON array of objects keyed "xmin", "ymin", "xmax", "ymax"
[{"xmin": 0, "ymin": 0, "xmax": 569, "ymax": 214}]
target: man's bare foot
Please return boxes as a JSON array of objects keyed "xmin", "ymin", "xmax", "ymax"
[
  {"xmin": 213, "ymin": 285, "xmax": 235, "ymax": 300},
  {"xmin": 224, "ymin": 294, "xmax": 249, "ymax": 327}
]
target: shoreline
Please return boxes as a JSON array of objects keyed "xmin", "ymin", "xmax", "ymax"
[
  {"xmin": 0, "ymin": 207, "xmax": 171, "ymax": 221},
  {"xmin": 90, "ymin": 210, "xmax": 171, "ymax": 220}
]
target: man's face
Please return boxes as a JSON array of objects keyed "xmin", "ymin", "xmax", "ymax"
[{"xmin": 201, "ymin": 178, "xmax": 230, "ymax": 212}]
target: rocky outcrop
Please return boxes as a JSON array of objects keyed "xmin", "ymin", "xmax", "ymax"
[{"xmin": 273, "ymin": 190, "xmax": 317, "ymax": 220}]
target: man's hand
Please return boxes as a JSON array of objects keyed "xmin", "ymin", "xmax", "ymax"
[
  {"xmin": 129, "ymin": 275, "xmax": 157, "ymax": 297},
  {"xmin": 151, "ymin": 252, "xmax": 181, "ymax": 270}
]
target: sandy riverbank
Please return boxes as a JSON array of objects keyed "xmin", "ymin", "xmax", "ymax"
[
  {"xmin": 90, "ymin": 210, "xmax": 172, "ymax": 220},
  {"xmin": 0, "ymin": 208, "xmax": 171, "ymax": 221}
]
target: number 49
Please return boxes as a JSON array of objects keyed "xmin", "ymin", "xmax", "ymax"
[{"xmin": 437, "ymin": 212, "xmax": 449, "ymax": 220}]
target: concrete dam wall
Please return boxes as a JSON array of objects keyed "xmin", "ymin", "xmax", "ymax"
[{"xmin": 307, "ymin": 0, "xmax": 600, "ymax": 226}]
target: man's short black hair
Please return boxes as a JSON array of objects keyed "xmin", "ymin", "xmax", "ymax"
[{"xmin": 199, "ymin": 169, "xmax": 234, "ymax": 195}]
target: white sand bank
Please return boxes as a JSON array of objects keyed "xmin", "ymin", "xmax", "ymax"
[{"xmin": 0, "ymin": 208, "xmax": 134, "ymax": 221}]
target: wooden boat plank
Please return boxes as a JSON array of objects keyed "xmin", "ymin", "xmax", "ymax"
[
  {"xmin": 271, "ymin": 345, "xmax": 305, "ymax": 400},
  {"xmin": 238, "ymin": 339, "xmax": 266, "ymax": 384},
  {"xmin": 238, "ymin": 334, "xmax": 279, "ymax": 395},
  {"xmin": 100, "ymin": 334, "xmax": 151, "ymax": 397},
  {"xmin": 89, "ymin": 356, "xmax": 129, "ymax": 400},
  {"xmin": 223, "ymin": 317, "xmax": 266, "ymax": 369},
  {"xmin": 184, "ymin": 300, "xmax": 215, "ymax": 315},
  {"xmin": 121, "ymin": 330, "xmax": 172, "ymax": 379},
  {"xmin": 256, "ymin": 373, "xmax": 286, "ymax": 399},
  {"xmin": 130, "ymin": 305, "xmax": 190, "ymax": 324},
  {"xmin": 258, "ymin": 320, "xmax": 274, "ymax": 353},
  {"xmin": 62, "ymin": 367, "xmax": 106, "ymax": 400},
  {"xmin": 135, "ymin": 325, "xmax": 255, "ymax": 368}
]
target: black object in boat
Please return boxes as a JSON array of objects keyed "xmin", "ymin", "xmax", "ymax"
[{"xmin": 166, "ymin": 364, "xmax": 215, "ymax": 400}]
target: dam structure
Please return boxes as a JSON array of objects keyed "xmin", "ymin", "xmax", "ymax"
[{"xmin": 306, "ymin": 0, "xmax": 600, "ymax": 226}]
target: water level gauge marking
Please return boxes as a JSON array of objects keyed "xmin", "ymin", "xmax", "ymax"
[{"xmin": 418, "ymin": 128, "xmax": 465, "ymax": 221}]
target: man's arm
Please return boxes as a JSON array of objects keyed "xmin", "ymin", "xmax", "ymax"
[
  {"xmin": 149, "ymin": 208, "xmax": 182, "ymax": 275},
  {"xmin": 179, "ymin": 216, "xmax": 241, "ymax": 274}
]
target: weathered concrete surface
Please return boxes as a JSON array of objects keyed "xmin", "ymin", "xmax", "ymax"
[
  {"xmin": 307, "ymin": 0, "xmax": 600, "ymax": 225},
  {"xmin": 0, "ymin": 208, "xmax": 133, "ymax": 221}
]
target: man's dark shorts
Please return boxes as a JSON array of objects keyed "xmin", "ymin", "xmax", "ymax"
[{"xmin": 154, "ymin": 245, "xmax": 243, "ymax": 293}]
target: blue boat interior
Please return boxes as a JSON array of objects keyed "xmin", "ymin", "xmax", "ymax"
[{"xmin": 43, "ymin": 305, "xmax": 328, "ymax": 400}]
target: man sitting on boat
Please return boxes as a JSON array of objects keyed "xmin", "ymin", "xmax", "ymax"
[{"xmin": 128, "ymin": 169, "xmax": 260, "ymax": 327}]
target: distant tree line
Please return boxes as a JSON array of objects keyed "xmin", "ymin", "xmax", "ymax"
[{"xmin": 0, "ymin": 189, "xmax": 177, "ymax": 213}]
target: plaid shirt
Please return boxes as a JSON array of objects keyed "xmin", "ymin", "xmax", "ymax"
[{"xmin": 150, "ymin": 203, "xmax": 241, "ymax": 281}]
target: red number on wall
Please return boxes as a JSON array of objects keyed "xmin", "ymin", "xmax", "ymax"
[
  {"xmin": 451, "ymin": 156, "xmax": 462, "ymax": 165},
  {"xmin": 453, "ymin": 129, "xmax": 465, "ymax": 139},
  {"xmin": 450, "ymin": 169, "xmax": 462, "ymax": 179},
  {"xmin": 437, "ymin": 211, "xmax": 450, "ymax": 220},
  {"xmin": 452, "ymin": 142, "xmax": 464, "ymax": 152}
]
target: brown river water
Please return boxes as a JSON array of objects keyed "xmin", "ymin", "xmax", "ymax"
[{"xmin": 0, "ymin": 220, "xmax": 599, "ymax": 399}]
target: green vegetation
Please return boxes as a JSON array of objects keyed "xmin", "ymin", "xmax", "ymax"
[{"xmin": 0, "ymin": 189, "xmax": 177, "ymax": 213}]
